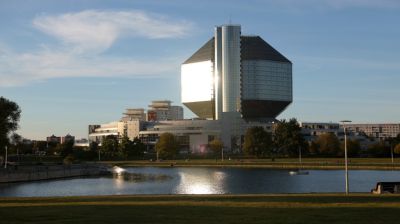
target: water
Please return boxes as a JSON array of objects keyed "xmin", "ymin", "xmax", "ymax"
[{"xmin": 0, "ymin": 167, "xmax": 399, "ymax": 197}]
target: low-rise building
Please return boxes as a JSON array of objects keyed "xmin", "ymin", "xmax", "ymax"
[
  {"xmin": 344, "ymin": 123, "xmax": 400, "ymax": 140},
  {"xmin": 61, "ymin": 134, "xmax": 75, "ymax": 144},
  {"xmin": 299, "ymin": 122, "xmax": 341, "ymax": 141},
  {"xmin": 46, "ymin": 134, "xmax": 61, "ymax": 144}
]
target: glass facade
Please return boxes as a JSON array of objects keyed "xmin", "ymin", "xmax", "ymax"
[
  {"xmin": 181, "ymin": 60, "xmax": 214, "ymax": 103},
  {"xmin": 241, "ymin": 60, "xmax": 292, "ymax": 101}
]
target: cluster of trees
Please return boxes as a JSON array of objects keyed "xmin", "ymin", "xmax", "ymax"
[
  {"xmin": 0, "ymin": 97, "xmax": 21, "ymax": 153},
  {"xmin": 243, "ymin": 118, "xmax": 306, "ymax": 158},
  {"xmin": 99, "ymin": 135, "xmax": 146, "ymax": 160},
  {"xmin": 309, "ymin": 133, "xmax": 360, "ymax": 157},
  {"xmin": 310, "ymin": 133, "xmax": 400, "ymax": 157},
  {"xmin": 242, "ymin": 118, "xmax": 400, "ymax": 158},
  {"xmin": 155, "ymin": 133, "xmax": 179, "ymax": 159}
]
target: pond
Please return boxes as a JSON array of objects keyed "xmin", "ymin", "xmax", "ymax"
[{"xmin": 0, "ymin": 167, "xmax": 399, "ymax": 197}]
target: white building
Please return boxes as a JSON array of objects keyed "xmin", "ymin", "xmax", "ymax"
[{"xmin": 345, "ymin": 123, "xmax": 400, "ymax": 140}]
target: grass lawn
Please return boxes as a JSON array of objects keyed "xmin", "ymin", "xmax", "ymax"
[
  {"xmin": 107, "ymin": 158, "xmax": 400, "ymax": 170},
  {"xmin": 1, "ymin": 194, "xmax": 400, "ymax": 223}
]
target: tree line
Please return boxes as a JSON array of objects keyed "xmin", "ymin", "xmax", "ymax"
[
  {"xmin": 242, "ymin": 119, "xmax": 400, "ymax": 158},
  {"xmin": 2, "ymin": 96, "xmax": 400, "ymax": 161}
]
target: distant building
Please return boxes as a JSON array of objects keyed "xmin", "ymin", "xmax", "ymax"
[
  {"xmin": 344, "ymin": 123, "xmax": 400, "ymax": 140},
  {"xmin": 74, "ymin": 138, "xmax": 89, "ymax": 147},
  {"xmin": 61, "ymin": 134, "xmax": 75, "ymax": 144},
  {"xmin": 299, "ymin": 122, "xmax": 341, "ymax": 141},
  {"xmin": 46, "ymin": 134, "xmax": 61, "ymax": 144},
  {"xmin": 88, "ymin": 122, "xmax": 120, "ymax": 143},
  {"xmin": 147, "ymin": 100, "xmax": 183, "ymax": 121},
  {"xmin": 121, "ymin": 108, "xmax": 146, "ymax": 121},
  {"xmin": 46, "ymin": 134, "xmax": 75, "ymax": 145}
]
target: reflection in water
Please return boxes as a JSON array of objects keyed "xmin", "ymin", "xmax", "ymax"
[
  {"xmin": 112, "ymin": 166, "xmax": 126, "ymax": 176},
  {"xmin": 113, "ymin": 174, "xmax": 125, "ymax": 190},
  {"xmin": 176, "ymin": 169, "xmax": 226, "ymax": 194}
]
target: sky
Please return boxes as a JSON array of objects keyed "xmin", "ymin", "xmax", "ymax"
[{"xmin": 1, "ymin": 0, "xmax": 399, "ymax": 140}]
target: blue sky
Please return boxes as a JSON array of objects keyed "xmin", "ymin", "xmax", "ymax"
[{"xmin": 1, "ymin": 0, "xmax": 399, "ymax": 140}]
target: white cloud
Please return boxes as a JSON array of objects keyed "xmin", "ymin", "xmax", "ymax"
[
  {"xmin": 0, "ymin": 10, "xmax": 192, "ymax": 87},
  {"xmin": 33, "ymin": 10, "xmax": 192, "ymax": 53}
]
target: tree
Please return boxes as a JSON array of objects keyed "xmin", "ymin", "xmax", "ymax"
[
  {"xmin": 313, "ymin": 133, "xmax": 340, "ymax": 156},
  {"xmin": 340, "ymin": 139, "xmax": 361, "ymax": 157},
  {"xmin": 273, "ymin": 118, "xmax": 306, "ymax": 157},
  {"xmin": 130, "ymin": 137, "xmax": 146, "ymax": 159},
  {"xmin": 209, "ymin": 138, "xmax": 223, "ymax": 155},
  {"xmin": 89, "ymin": 141, "xmax": 99, "ymax": 152},
  {"xmin": 155, "ymin": 133, "xmax": 179, "ymax": 159},
  {"xmin": 119, "ymin": 135, "xmax": 132, "ymax": 159},
  {"xmin": 118, "ymin": 136, "xmax": 146, "ymax": 159},
  {"xmin": 243, "ymin": 127, "xmax": 272, "ymax": 157},
  {"xmin": 55, "ymin": 140, "xmax": 74, "ymax": 158},
  {"xmin": 101, "ymin": 135, "xmax": 119, "ymax": 158},
  {"xmin": 368, "ymin": 141, "xmax": 389, "ymax": 157},
  {"xmin": 394, "ymin": 143, "xmax": 400, "ymax": 155},
  {"xmin": 0, "ymin": 97, "xmax": 21, "ymax": 151},
  {"xmin": 9, "ymin": 133, "xmax": 22, "ymax": 154}
]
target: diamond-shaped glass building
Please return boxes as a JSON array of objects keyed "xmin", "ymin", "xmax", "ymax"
[{"xmin": 181, "ymin": 25, "xmax": 292, "ymax": 121}]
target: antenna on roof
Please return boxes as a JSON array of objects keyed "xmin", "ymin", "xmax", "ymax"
[{"xmin": 229, "ymin": 14, "xmax": 232, "ymax": 24}]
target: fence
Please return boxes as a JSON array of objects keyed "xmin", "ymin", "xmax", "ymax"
[{"xmin": 0, "ymin": 164, "xmax": 109, "ymax": 183}]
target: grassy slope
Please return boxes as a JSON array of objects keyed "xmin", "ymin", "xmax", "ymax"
[{"xmin": 1, "ymin": 194, "xmax": 400, "ymax": 224}]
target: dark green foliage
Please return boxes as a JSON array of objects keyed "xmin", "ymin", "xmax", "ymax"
[
  {"xmin": 119, "ymin": 136, "xmax": 146, "ymax": 159},
  {"xmin": 155, "ymin": 132, "xmax": 179, "ymax": 159},
  {"xmin": 89, "ymin": 141, "xmax": 99, "ymax": 152},
  {"xmin": 394, "ymin": 143, "xmax": 400, "ymax": 155},
  {"xmin": 243, "ymin": 127, "xmax": 272, "ymax": 157},
  {"xmin": 0, "ymin": 97, "xmax": 21, "ymax": 150},
  {"xmin": 55, "ymin": 140, "xmax": 74, "ymax": 158},
  {"xmin": 63, "ymin": 154, "xmax": 75, "ymax": 164},
  {"xmin": 209, "ymin": 138, "xmax": 223, "ymax": 155},
  {"xmin": 273, "ymin": 118, "xmax": 307, "ymax": 157},
  {"xmin": 367, "ymin": 141, "xmax": 389, "ymax": 157},
  {"xmin": 340, "ymin": 139, "xmax": 361, "ymax": 157},
  {"xmin": 73, "ymin": 147, "xmax": 97, "ymax": 161},
  {"xmin": 312, "ymin": 133, "xmax": 340, "ymax": 156},
  {"xmin": 101, "ymin": 135, "xmax": 120, "ymax": 158},
  {"xmin": 130, "ymin": 137, "xmax": 146, "ymax": 159}
]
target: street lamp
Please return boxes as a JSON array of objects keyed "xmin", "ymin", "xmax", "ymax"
[
  {"xmin": 4, "ymin": 146, "xmax": 8, "ymax": 169},
  {"xmin": 340, "ymin": 120, "xmax": 352, "ymax": 195}
]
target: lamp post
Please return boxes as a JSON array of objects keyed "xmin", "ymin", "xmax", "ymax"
[
  {"xmin": 340, "ymin": 120, "xmax": 352, "ymax": 195},
  {"xmin": 4, "ymin": 146, "xmax": 8, "ymax": 169}
]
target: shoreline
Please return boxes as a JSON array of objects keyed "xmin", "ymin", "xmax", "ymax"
[{"xmin": 107, "ymin": 160, "xmax": 400, "ymax": 170}]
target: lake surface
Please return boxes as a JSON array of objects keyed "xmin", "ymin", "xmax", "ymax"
[{"xmin": 1, "ymin": 167, "xmax": 400, "ymax": 197}]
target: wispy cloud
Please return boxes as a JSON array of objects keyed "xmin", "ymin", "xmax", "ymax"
[
  {"xmin": 0, "ymin": 10, "xmax": 192, "ymax": 87},
  {"xmin": 0, "ymin": 46, "xmax": 181, "ymax": 87},
  {"xmin": 33, "ymin": 10, "xmax": 192, "ymax": 53}
]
